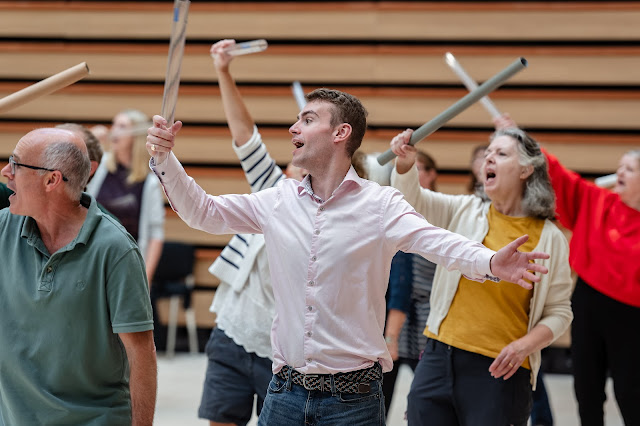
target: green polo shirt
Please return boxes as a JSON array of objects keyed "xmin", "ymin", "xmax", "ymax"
[
  {"xmin": 0, "ymin": 194, "xmax": 153, "ymax": 425},
  {"xmin": 0, "ymin": 182, "xmax": 12, "ymax": 209}
]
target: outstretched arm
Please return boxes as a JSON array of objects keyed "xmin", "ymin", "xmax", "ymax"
[
  {"xmin": 489, "ymin": 234, "xmax": 550, "ymax": 290},
  {"xmin": 211, "ymin": 39, "xmax": 254, "ymax": 146}
]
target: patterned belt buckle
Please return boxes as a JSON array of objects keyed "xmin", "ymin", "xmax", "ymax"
[{"xmin": 302, "ymin": 374, "xmax": 319, "ymax": 390}]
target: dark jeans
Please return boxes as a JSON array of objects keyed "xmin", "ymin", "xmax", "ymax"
[
  {"xmin": 382, "ymin": 357, "xmax": 419, "ymax": 414},
  {"xmin": 571, "ymin": 278, "xmax": 640, "ymax": 426},
  {"xmin": 198, "ymin": 328, "xmax": 273, "ymax": 426},
  {"xmin": 407, "ymin": 338, "xmax": 532, "ymax": 426}
]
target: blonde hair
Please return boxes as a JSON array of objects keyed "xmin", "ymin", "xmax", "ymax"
[{"xmin": 106, "ymin": 109, "xmax": 151, "ymax": 184}]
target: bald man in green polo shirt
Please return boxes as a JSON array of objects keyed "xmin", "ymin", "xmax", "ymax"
[{"xmin": 0, "ymin": 128, "xmax": 156, "ymax": 425}]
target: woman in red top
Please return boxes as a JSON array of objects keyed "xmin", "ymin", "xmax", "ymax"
[{"xmin": 496, "ymin": 114, "xmax": 640, "ymax": 426}]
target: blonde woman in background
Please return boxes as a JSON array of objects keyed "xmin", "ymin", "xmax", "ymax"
[{"xmin": 87, "ymin": 109, "xmax": 164, "ymax": 284}]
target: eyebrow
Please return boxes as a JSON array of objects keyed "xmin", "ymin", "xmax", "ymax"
[{"xmin": 297, "ymin": 110, "xmax": 319, "ymax": 120}]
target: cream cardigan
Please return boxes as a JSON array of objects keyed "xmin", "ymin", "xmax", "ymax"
[{"xmin": 391, "ymin": 166, "xmax": 573, "ymax": 387}]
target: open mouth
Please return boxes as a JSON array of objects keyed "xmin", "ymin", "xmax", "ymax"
[
  {"xmin": 293, "ymin": 140, "xmax": 304, "ymax": 149},
  {"xmin": 485, "ymin": 171, "xmax": 496, "ymax": 183}
]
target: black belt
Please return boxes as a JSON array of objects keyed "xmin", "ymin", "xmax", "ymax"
[{"xmin": 276, "ymin": 363, "xmax": 382, "ymax": 394}]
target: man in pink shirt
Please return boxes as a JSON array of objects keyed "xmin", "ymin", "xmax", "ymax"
[{"xmin": 146, "ymin": 88, "xmax": 549, "ymax": 425}]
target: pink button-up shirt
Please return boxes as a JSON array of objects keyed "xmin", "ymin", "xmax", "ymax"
[{"xmin": 152, "ymin": 153, "xmax": 494, "ymax": 374}]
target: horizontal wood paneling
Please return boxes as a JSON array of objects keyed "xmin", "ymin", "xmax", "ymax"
[
  {"xmin": 2, "ymin": 43, "xmax": 640, "ymax": 85},
  {"xmin": 2, "ymin": 83, "xmax": 640, "ymax": 130},
  {"xmin": 1, "ymin": 2, "xmax": 639, "ymax": 41}
]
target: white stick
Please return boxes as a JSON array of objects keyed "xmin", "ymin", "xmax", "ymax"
[
  {"xmin": 291, "ymin": 81, "xmax": 306, "ymax": 110},
  {"xmin": 595, "ymin": 173, "xmax": 617, "ymax": 188},
  {"xmin": 156, "ymin": 0, "xmax": 190, "ymax": 164},
  {"xmin": 222, "ymin": 39, "xmax": 268, "ymax": 57},
  {"xmin": 377, "ymin": 57, "xmax": 527, "ymax": 165},
  {"xmin": 444, "ymin": 52, "xmax": 502, "ymax": 119}
]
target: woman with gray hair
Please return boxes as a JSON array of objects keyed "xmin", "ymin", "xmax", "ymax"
[{"xmin": 389, "ymin": 126, "xmax": 573, "ymax": 426}]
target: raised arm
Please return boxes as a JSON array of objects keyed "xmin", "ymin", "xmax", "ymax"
[
  {"xmin": 389, "ymin": 129, "xmax": 472, "ymax": 228},
  {"xmin": 211, "ymin": 39, "xmax": 254, "ymax": 146}
]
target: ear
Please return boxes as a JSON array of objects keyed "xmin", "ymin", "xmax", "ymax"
[
  {"xmin": 89, "ymin": 160, "xmax": 99, "ymax": 177},
  {"xmin": 43, "ymin": 171, "xmax": 66, "ymax": 193},
  {"xmin": 333, "ymin": 123, "xmax": 352, "ymax": 144},
  {"xmin": 520, "ymin": 164, "xmax": 534, "ymax": 180}
]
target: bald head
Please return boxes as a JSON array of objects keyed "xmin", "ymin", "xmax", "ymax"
[
  {"xmin": 18, "ymin": 128, "xmax": 91, "ymax": 200},
  {"xmin": 25, "ymin": 128, "xmax": 87, "ymax": 153}
]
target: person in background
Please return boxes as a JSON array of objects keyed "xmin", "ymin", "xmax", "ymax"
[
  {"xmin": 383, "ymin": 149, "xmax": 439, "ymax": 414},
  {"xmin": 86, "ymin": 109, "xmax": 164, "ymax": 284},
  {"xmin": 390, "ymin": 126, "xmax": 573, "ymax": 426},
  {"xmin": 495, "ymin": 113, "xmax": 640, "ymax": 426},
  {"xmin": 0, "ymin": 128, "xmax": 156, "ymax": 425},
  {"xmin": 468, "ymin": 144, "xmax": 488, "ymax": 194},
  {"xmin": 0, "ymin": 182, "xmax": 12, "ymax": 209}
]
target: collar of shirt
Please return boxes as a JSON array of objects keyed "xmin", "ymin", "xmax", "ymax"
[{"xmin": 297, "ymin": 166, "xmax": 364, "ymax": 203}]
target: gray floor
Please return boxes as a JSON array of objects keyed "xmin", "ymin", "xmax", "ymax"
[{"xmin": 155, "ymin": 353, "xmax": 624, "ymax": 426}]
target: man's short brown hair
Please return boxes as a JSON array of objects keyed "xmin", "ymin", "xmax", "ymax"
[{"xmin": 305, "ymin": 88, "xmax": 368, "ymax": 158}]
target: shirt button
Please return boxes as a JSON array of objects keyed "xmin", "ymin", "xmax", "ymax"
[
  {"xmin": 306, "ymin": 331, "xmax": 312, "ymax": 337},
  {"xmin": 314, "ymin": 229, "xmax": 320, "ymax": 235},
  {"xmin": 311, "ymin": 256, "xmax": 317, "ymax": 261},
  {"xmin": 161, "ymin": 171, "xmax": 165, "ymax": 176},
  {"xmin": 319, "ymin": 206, "xmax": 325, "ymax": 211},
  {"xmin": 307, "ymin": 358, "xmax": 312, "ymax": 363},
  {"xmin": 46, "ymin": 266, "xmax": 52, "ymax": 273},
  {"xmin": 308, "ymin": 280, "xmax": 314, "ymax": 286},
  {"xmin": 307, "ymin": 306, "xmax": 312, "ymax": 311}
]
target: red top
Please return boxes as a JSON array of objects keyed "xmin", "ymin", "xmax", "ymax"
[{"xmin": 544, "ymin": 149, "xmax": 640, "ymax": 307}]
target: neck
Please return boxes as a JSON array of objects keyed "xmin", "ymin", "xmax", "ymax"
[
  {"xmin": 308, "ymin": 160, "xmax": 351, "ymax": 201},
  {"xmin": 623, "ymin": 197, "xmax": 640, "ymax": 212},
  {"xmin": 116, "ymin": 151, "xmax": 131, "ymax": 168},
  {"xmin": 35, "ymin": 200, "xmax": 87, "ymax": 254},
  {"xmin": 491, "ymin": 197, "xmax": 527, "ymax": 217}
]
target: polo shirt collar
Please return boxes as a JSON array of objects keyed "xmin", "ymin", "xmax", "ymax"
[{"xmin": 21, "ymin": 193, "xmax": 102, "ymax": 254}]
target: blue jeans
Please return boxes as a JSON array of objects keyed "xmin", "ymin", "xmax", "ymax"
[{"xmin": 258, "ymin": 372, "xmax": 385, "ymax": 425}]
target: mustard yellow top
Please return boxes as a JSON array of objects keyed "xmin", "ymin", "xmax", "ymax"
[{"xmin": 425, "ymin": 205, "xmax": 545, "ymax": 370}]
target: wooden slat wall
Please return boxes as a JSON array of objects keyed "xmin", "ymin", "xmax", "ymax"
[
  {"xmin": 3, "ymin": 43, "xmax": 640, "ymax": 86},
  {"xmin": 0, "ymin": 2, "xmax": 639, "ymax": 41},
  {"xmin": 2, "ymin": 83, "xmax": 640, "ymax": 130},
  {"xmin": 1, "ymin": 1, "xmax": 638, "ymax": 330}
]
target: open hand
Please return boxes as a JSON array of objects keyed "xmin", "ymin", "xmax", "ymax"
[{"xmin": 490, "ymin": 235, "xmax": 549, "ymax": 290}]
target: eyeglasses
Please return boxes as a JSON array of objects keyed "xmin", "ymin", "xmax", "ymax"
[{"xmin": 8, "ymin": 156, "xmax": 68, "ymax": 182}]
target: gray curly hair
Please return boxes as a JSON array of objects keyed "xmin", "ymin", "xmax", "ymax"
[{"xmin": 477, "ymin": 127, "xmax": 556, "ymax": 220}]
